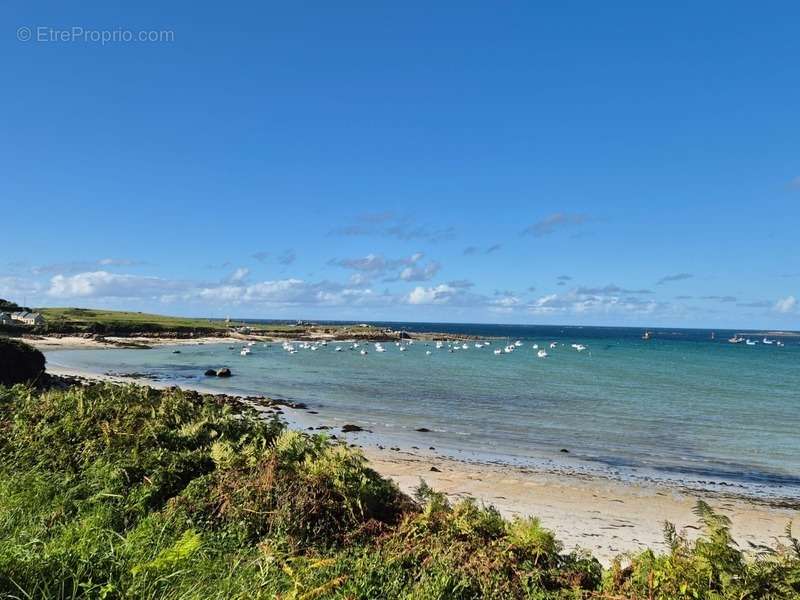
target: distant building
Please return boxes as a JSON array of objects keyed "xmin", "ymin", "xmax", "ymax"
[
  {"xmin": 0, "ymin": 312, "xmax": 13, "ymax": 326},
  {"xmin": 11, "ymin": 311, "xmax": 44, "ymax": 326}
]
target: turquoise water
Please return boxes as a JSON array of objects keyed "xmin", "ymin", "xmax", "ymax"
[{"xmin": 46, "ymin": 325, "xmax": 800, "ymax": 499}]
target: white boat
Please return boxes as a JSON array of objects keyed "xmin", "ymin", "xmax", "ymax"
[
  {"xmin": 240, "ymin": 348, "xmax": 250, "ymax": 356},
  {"xmin": 335, "ymin": 346, "xmax": 343, "ymax": 352},
  {"xmin": 474, "ymin": 343, "xmax": 483, "ymax": 348},
  {"xmin": 514, "ymin": 340, "xmax": 523, "ymax": 347},
  {"xmin": 745, "ymin": 339, "xmax": 757, "ymax": 346},
  {"xmin": 360, "ymin": 349, "xmax": 368, "ymax": 355},
  {"xmin": 762, "ymin": 338, "xmax": 774, "ymax": 345},
  {"xmin": 425, "ymin": 350, "xmax": 432, "ymax": 355},
  {"xmin": 549, "ymin": 342, "xmax": 557, "ymax": 349},
  {"xmin": 532, "ymin": 344, "xmax": 538, "ymax": 350},
  {"xmin": 777, "ymin": 340, "xmax": 785, "ymax": 347},
  {"xmin": 436, "ymin": 341, "xmax": 443, "ymax": 349},
  {"xmin": 399, "ymin": 346, "xmax": 407, "ymax": 352},
  {"xmin": 571, "ymin": 344, "xmax": 586, "ymax": 352},
  {"xmin": 461, "ymin": 343, "xmax": 469, "ymax": 350},
  {"xmin": 728, "ymin": 335, "xmax": 744, "ymax": 344},
  {"xmin": 537, "ymin": 349, "xmax": 548, "ymax": 358},
  {"xmin": 493, "ymin": 349, "xmax": 502, "ymax": 355}
]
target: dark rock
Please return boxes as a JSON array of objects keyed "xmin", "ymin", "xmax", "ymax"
[
  {"xmin": 429, "ymin": 446, "xmax": 435, "ymax": 450},
  {"xmin": 430, "ymin": 466, "xmax": 441, "ymax": 472},
  {"xmin": 415, "ymin": 427, "xmax": 431, "ymax": 433},
  {"xmin": 204, "ymin": 369, "xmax": 217, "ymax": 376},
  {"xmin": 0, "ymin": 338, "xmax": 45, "ymax": 385},
  {"xmin": 560, "ymin": 448, "xmax": 569, "ymax": 453},
  {"xmin": 217, "ymin": 368, "xmax": 232, "ymax": 377},
  {"xmin": 341, "ymin": 423, "xmax": 365, "ymax": 433}
]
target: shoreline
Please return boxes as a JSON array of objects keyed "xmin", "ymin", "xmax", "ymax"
[
  {"xmin": 41, "ymin": 358, "xmax": 798, "ymax": 566},
  {"xmin": 18, "ymin": 328, "xmax": 484, "ymax": 351}
]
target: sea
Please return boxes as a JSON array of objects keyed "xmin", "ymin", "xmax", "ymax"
[{"xmin": 45, "ymin": 323, "xmax": 800, "ymax": 501}]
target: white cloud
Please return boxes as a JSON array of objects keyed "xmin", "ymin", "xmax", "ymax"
[
  {"xmin": 198, "ymin": 278, "xmax": 393, "ymax": 307},
  {"xmin": 527, "ymin": 290, "xmax": 661, "ymax": 316},
  {"xmin": 331, "ymin": 252, "xmax": 440, "ymax": 283},
  {"xmin": 227, "ymin": 267, "xmax": 249, "ymax": 283},
  {"xmin": 488, "ymin": 295, "xmax": 521, "ymax": 314},
  {"xmin": 0, "ymin": 276, "xmax": 43, "ymax": 298},
  {"xmin": 406, "ymin": 284, "xmax": 457, "ymax": 305},
  {"xmin": 48, "ymin": 271, "xmax": 185, "ymax": 299},
  {"xmin": 98, "ymin": 258, "xmax": 143, "ymax": 267},
  {"xmin": 775, "ymin": 295, "xmax": 797, "ymax": 314},
  {"xmin": 399, "ymin": 260, "xmax": 440, "ymax": 282}
]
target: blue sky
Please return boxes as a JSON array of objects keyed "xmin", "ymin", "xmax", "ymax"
[{"xmin": 2, "ymin": 1, "xmax": 798, "ymax": 328}]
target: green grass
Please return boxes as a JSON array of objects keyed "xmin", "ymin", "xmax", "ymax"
[
  {"xmin": 37, "ymin": 307, "xmax": 233, "ymax": 331},
  {"xmin": 1, "ymin": 381, "xmax": 798, "ymax": 599},
  {"xmin": 34, "ymin": 307, "xmax": 385, "ymax": 337}
]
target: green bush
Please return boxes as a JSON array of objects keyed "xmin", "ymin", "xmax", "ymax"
[{"xmin": 0, "ymin": 337, "xmax": 45, "ymax": 385}]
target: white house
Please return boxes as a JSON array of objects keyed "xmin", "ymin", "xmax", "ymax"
[
  {"xmin": 11, "ymin": 311, "xmax": 44, "ymax": 326},
  {"xmin": 0, "ymin": 312, "xmax": 13, "ymax": 326}
]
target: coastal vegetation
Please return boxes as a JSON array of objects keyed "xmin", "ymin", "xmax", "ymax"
[
  {"xmin": 1, "ymin": 377, "xmax": 798, "ymax": 599},
  {"xmin": 21, "ymin": 305, "xmax": 393, "ymax": 340},
  {"xmin": 36, "ymin": 307, "xmax": 235, "ymax": 335},
  {"xmin": 0, "ymin": 300, "xmax": 26, "ymax": 313}
]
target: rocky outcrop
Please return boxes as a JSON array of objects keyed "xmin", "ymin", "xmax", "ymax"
[{"xmin": 0, "ymin": 338, "xmax": 45, "ymax": 385}]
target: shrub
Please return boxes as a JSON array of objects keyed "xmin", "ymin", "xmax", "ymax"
[{"xmin": 0, "ymin": 337, "xmax": 45, "ymax": 385}]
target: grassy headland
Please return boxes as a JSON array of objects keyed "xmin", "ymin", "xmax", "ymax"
[
  {"xmin": 38, "ymin": 307, "xmax": 233, "ymax": 331},
  {"xmin": 1, "ymin": 380, "xmax": 798, "ymax": 599},
  {"xmin": 31, "ymin": 307, "xmax": 394, "ymax": 340}
]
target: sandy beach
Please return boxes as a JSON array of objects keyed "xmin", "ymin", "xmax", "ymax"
[
  {"xmin": 24, "ymin": 334, "xmax": 238, "ymax": 351},
  {"xmin": 363, "ymin": 448, "xmax": 795, "ymax": 565},
  {"xmin": 37, "ymin": 337, "xmax": 797, "ymax": 567}
]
